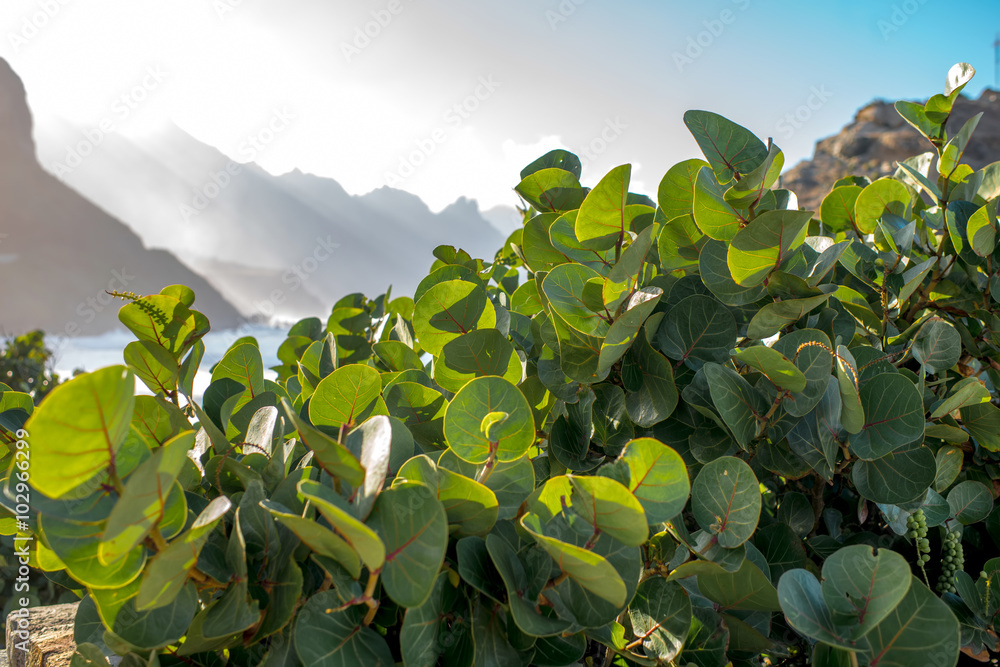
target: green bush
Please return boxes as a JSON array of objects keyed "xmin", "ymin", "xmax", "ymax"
[
  {"xmin": 0, "ymin": 330, "xmax": 63, "ymax": 404},
  {"xmin": 2, "ymin": 62, "xmax": 999, "ymax": 666}
]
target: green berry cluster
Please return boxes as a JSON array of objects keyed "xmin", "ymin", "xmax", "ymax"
[
  {"xmin": 935, "ymin": 529, "xmax": 965, "ymax": 594},
  {"xmin": 906, "ymin": 510, "xmax": 931, "ymax": 564}
]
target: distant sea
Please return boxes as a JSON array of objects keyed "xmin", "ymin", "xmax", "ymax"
[{"xmin": 49, "ymin": 325, "xmax": 288, "ymax": 402}]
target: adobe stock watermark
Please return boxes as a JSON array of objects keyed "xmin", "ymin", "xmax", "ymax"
[
  {"xmin": 546, "ymin": 0, "xmax": 585, "ymax": 31},
  {"xmin": 179, "ymin": 107, "xmax": 294, "ymax": 221},
  {"xmin": 341, "ymin": 0, "xmax": 408, "ymax": 63},
  {"xmin": 673, "ymin": 0, "xmax": 751, "ymax": 73},
  {"xmin": 61, "ymin": 267, "xmax": 136, "ymax": 337},
  {"xmin": 230, "ymin": 235, "xmax": 341, "ymax": 334},
  {"xmin": 7, "ymin": 0, "xmax": 72, "ymax": 52},
  {"xmin": 50, "ymin": 66, "xmax": 168, "ymax": 180},
  {"xmin": 775, "ymin": 85, "xmax": 833, "ymax": 139},
  {"xmin": 878, "ymin": 0, "xmax": 931, "ymax": 40},
  {"xmin": 577, "ymin": 117, "xmax": 628, "ymax": 174},
  {"xmin": 384, "ymin": 75, "xmax": 500, "ymax": 187},
  {"xmin": 214, "ymin": 0, "xmax": 247, "ymax": 20},
  {"xmin": 9, "ymin": 428, "xmax": 32, "ymax": 657}
]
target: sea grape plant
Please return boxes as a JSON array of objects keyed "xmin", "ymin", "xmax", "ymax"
[{"xmin": 2, "ymin": 62, "xmax": 999, "ymax": 666}]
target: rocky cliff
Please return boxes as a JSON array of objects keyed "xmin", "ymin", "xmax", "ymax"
[
  {"xmin": 0, "ymin": 59, "xmax": 243, "ymax": 337},
  {"xmin": 781, "ymin": 88, "xmax": 1000, "ymax": 212}
]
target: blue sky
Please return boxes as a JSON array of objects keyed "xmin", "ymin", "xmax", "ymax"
[{"xmin": 1, "ymin": 0, "xmax": 998, "ymax": 212}]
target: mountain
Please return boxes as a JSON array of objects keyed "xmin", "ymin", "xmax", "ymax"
[
  {"xmin": 0, "ymin": 59, "xmax": 242, "ymax": 338},
  {"xmin": 35, "ymin": 118, "xmax": 511, "ymax": 323},
  {"xmin": 781, "ymin": 88, "xmax": 1000, "ymax": 212}
]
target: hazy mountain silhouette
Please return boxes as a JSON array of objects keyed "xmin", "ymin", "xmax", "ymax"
[
  {"xmin": 0, "ymin": 59, "xmax": 242, "ymax": 337},
  {"xmin": 36, "ymin": 114, "xmax": 512, "ymax": 323}
]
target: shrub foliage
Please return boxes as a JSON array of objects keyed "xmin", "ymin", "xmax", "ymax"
[{"xmin": 2, "ymin": 63, "xmax": 999, "ymax": 666}]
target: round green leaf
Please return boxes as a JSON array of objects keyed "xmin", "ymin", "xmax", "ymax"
[
  {"xmin": 568, "ymin": 475, "xmax": 647, "ymax": 546},
  {"xmin": 692, "ymin": 166, "xmax": 744, "ymax": 241},
  {"xmin": 399, "ymin": 573, "xmax": 457, "ymax": 667},
  {"xmin": 550, "ymin": 211, "xmax": 614, "ymax": 270},
  {"xmin": 39, "ymin": 514, "xmax": 146, "ymax": 589},
  {"xmin": 294, "ymin": 594, "xmax": 393, "ymax": 667},
  {"xmin": 703, "ymin": 363, "xmax": 768, "ymax": 449},
  {"xmin": 26, "ymin": 366, "xmax": 135, "ymax": 499},
  {"xmin": 835, "ymin": 345, "xmax": 864, "ymax": 434},
  {"xmin": 854, "ymin": 178, "xmax": 910, "ymax": 235},
  {"xmin": 852, "ymin": 373, "xmax": 924, "ymax": 460},
  {"xmin": 699, "ymin": 239, "xmax": 767, "ymax": 306},
  {"xmin": 519, "ymin": 513, "xmax": 627, "ymax": 607},
  {"xmin": 734, "ymin": 346, "xmax": 807, "ymax": 392},
  {"xmin": 946, "ymin": 480, "xmax": 993, "ymax": 525},
  {"xmin": 281, "ymin": 398, "xmax": 365, "ymax": 487},
  {"xmin": 857, "ymin": 577, "xmax": 960, "ymax": 666},
  {"xmin": 533, "ymin": 633, "xmax": 587, "ymax": 667},
  {"xmin": 691, "ymin": 456, "xmax": 761, "ymax": 548},
  {"xmin": 697, "ymin": 558, "xmax": 781, "ymax": 612},
  {"xmin": 309, "ymin": 364, "xmax": 382, "ymax": 429},
  {"xmin": 367, "ymin": 481, "xmax": 448, "ymax": 608},
  {"xmin": 628, "ymin": 577, "xmax": 692, "ymax": 662},
  {"xmin": 124, "ymin": 340, "xmax": 179, "ymax": 395},
  {"xmin": 264, "ymin": 501, "xmax": 362, "ymax": 579},
  {"xmin": 657, "ymin": 213, "xmax": 705, "ymax": 270},
  {"xmin": 820, "ymin": 545, "xmax": 912, "ymax": 639},
  {"xmin": 510, "ymin": 280, "xmax": 543, "ymax": 316},
  {"xmin": 683, "ymin": 110, "xmax": 769, "ymax": 182},
  {"xmin": 434, "ymin": 329, "xmax": 522, "ymax": 393},
  {"xmin": 444, "ymin": 376, "xmax": 535, "ymax": 464},
  {"xmin": 521, "ymin": 149, "xmax": 582, "ymax": 180},
  {"xmin": 542, "ymin": 263, "xmax": 610, "ymax": 336},
  {"xmin": 383, "ymin": 380, "xmax": 447, "ymax": 450},
  {"xmin": 413, "ymin": 280, "xmax": 496, "ymax": 356},
  {"xmin": 297, "ymin": 479, "xmax": 385, "ymax": 570},
  {"xmin": 575, "ymin": 164, "xmax": 631, "ymax": 248},
  {"xmin": 624, "ymin": 319, "xmax": 679, "ymax": 428},
  {"xmin": 515, "ymin": 167, "xmax": 585, "ymax": 213},
  {"xmin": 777, "ymin": 569, "xmax": 860, "ymax": 651},
  {"xmin": 771, "ymin": 329, "xmax": 834, "ymax": 418},
  {"xmin": 111, "ymin": 582, "xmax": 199, "ymax": 651},
  {"xmin": 485, "ymin": 534, "xmax": 573, "ymax": 637},
  {"xmin": 655, "ymin": 294, "xmax": 736, "ymax": 365},
  {"xmin": 211, "ymin": 342, "xmax": 265, "ymax": 397},
  {"xmin": 159, "ymin": 284, "xmax": 196, "ymax": 307},
  {"xmin": 658, "ymin": 158, "xmax": 709, "ymax": 221},
  {"xmin": 727, "ymin": 210, "xmax": 812, "ymax": 287},
  {"xmin": 372, "ymin": 340, "xmax": 423, "ymax": 372},
  {"xmin": 820, "ymin": 185, "xmax": 863, "ymax": 233},
  {"xmin": 912, "ymin": 319, "xmax": 962, "ymax": 374},
  {"xmin": 852, "ymin": 446, "xmax": 936, "ymax": 505},
  {"xmin": 933, "ymin": 445, "xmax": 964, "ymax": 493},
  {"xmin": 747, "ymin": 292, "xmax": 833, "ymax": 340},
  {"xmin": 613, "ymin": 437, "xmax": 690, "ymax": 524},
  {"xmin": 413, "ymin": 264, "xmax": 482, "ymax": 305},
  {"xmin": 397, "ymin": 455, "xmax": 499, "ymax": 537},
  {"xmin": 118, "ymin": 294, "xmax": 209, "ymax": 361}
]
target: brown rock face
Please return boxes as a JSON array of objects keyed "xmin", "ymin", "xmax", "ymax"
[{"xmin": 781, "ymin": 89, "xmax": 1000, "ymax": 212}]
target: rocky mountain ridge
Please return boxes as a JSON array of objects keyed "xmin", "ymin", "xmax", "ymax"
[
  {"xmin": 0, "ymin": 59, "xmax": 243, "ymax": 337},
  {"xmin": 781, "ymin": 88, "xmax": 1000, "ymax": 212},
  {"xmin": 35, "ymin": 111, "xmax": 509, "ymax": 324}
]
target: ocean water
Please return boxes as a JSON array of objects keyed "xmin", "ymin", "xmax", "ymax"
[{"xmin": 48, "ymin": 325, "xmax": 288, "ymax": 402}]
